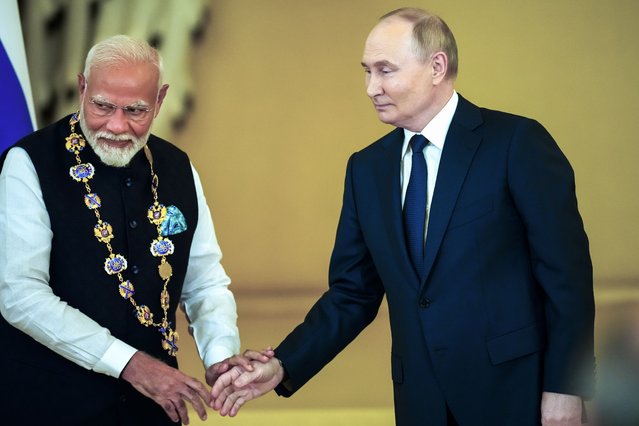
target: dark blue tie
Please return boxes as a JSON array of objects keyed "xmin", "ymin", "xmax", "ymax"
[{"xmin": 404, "ymin": 134, "xmax": 428, "ymax": 277}]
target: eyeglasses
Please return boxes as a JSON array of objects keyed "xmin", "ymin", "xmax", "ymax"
[{"xmin": 88, "ymin": 98, "xmax": 152, "ymax": 122}]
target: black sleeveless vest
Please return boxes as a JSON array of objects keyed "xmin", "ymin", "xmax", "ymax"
[{"xmin": 0, "ymin": 115, "xmax": 198, "ymax": 424}]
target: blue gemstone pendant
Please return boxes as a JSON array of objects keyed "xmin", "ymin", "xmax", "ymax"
[
  {"xmin": 70, "ymin": 163, "xmax": 95, "ymax": 182},
  {"xmin": 150, "ymin": 237, "xmax": 174, "ymax": 257},
  {"xmin": 104, "ymin": 254, "xmax": 127, "ymax": 275}
]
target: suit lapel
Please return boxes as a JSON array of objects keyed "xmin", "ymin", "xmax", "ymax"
[{"xmin": 420, "ymin": 96, "xmax": 483, "ymax": 289}]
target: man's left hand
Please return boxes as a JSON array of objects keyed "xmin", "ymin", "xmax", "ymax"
[
  {"xmin": 205, "ymin": 348, "xmax": 275, "ymax": 387},
  {"xmin": 541, "ymin": 391, "xmax": 583, "ymax": 426}
]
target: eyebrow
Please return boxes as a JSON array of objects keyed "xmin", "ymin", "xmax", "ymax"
[
  {"xmin": 360, "ymin": 60, "xmax": 396, "ymax": 69},
  {"xmin": 91, "ymin": 96, "xmax": 150, "ymax": 108}
]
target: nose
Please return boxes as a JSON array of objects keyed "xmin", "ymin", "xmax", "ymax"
[
  {"xmin": 366, "ymin": 73, "xmax": 383, "ymax": 98},
  {"xmin": 104, "ymin": 108, "xmax": 130, "ymax": 134}
]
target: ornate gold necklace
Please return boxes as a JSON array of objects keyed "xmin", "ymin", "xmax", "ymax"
[{"xmin": 65, "ymin": 112, "xmax": 179, "ymax": 356}]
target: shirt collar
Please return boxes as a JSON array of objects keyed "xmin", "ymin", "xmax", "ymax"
[{"xmin": 402, "ymin": 90, "xmax": 459, "ymax": 156}]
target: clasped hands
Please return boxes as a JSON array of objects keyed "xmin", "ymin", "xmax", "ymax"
[
  {"xmin": 121, "ymin": 348, "xmax": 281, "ymax": 424},
  {"xmin": 208, "ymin": 347, "xmax": 284, "ymax": 416}
]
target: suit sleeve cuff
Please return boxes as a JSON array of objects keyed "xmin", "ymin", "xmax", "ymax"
[
  {"xmin": 93, "ymin": 339, "xmax": 138, "ymax": 378},
  {"xmin": 274, "ymin": 358, "xmax": 293, "ymax": 397}
]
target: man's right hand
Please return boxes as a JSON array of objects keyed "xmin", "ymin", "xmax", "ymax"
[
  {"xmin": 121, "ymin": 351, "xmax": 211, "ymax": 425},
  {"xmin": 211, "ymin": 356, "xmax": 285, "ymax": 417}
]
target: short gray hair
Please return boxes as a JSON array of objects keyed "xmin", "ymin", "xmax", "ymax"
[
  {"xmin": 380, "ymin": 8, "xmax": 458, "ymax": 80},
  {"xmin": 83, "ymin": 35, "xmax": 164, "ymax": 88}
]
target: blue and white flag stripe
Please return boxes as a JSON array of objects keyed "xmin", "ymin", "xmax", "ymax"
[{"xmin": 0, "ymin": 0, "xmax": 37, "ymax": 154}]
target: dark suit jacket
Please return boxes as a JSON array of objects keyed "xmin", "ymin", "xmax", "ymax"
[{"xmin": 275, "ymin": 95, "xmax": 594, "ymax": 426}]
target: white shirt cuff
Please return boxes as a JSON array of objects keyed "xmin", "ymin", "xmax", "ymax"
[
  {"xmin": 203, "ymin": 346, "xmax": 236, "ymax": 369},
  {"xmin": 93, "ymin": 339, "xmax": 138, "ymax": 378}
]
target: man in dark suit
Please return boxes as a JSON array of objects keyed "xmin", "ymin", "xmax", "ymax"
[{"xmin": 210, "ymin": 8, "xmax": 594, "ymax": 426}]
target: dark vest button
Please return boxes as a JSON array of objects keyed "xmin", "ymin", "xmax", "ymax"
[
  {"xmin": 131, "ymin": 265, "xmax": 140, "ymax": 275},
  {"xmin": 119, "ymin": 394, "xmax": 127, "ymax": 403},
  {"xmin": 129, "ymin": 219, "xmax": 138, "ymax": 229},
  {"xmin": 124, "ymin": 177, "xmax": 133, "ymax": 188},
  {"xmin": 419, "ymin": 298, "xmax": 431, "ymax": 309}
]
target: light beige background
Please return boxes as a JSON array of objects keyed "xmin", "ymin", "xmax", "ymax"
[
  {"xmin": 163, "ymin": 0, "xmax": 639, "ymax": 416},
  {"xmin": 172, "ymin": 0, "xmax": 639, "ymax": 290}
]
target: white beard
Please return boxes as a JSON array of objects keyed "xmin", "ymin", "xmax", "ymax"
[{"xmin": 79, "ymin": 106, "xmax": 151, "ymax": 167}]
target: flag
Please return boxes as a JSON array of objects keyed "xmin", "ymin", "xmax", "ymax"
[{"xmin": 0, "ymin": 0, "xmax": 37, "ymax": 154}]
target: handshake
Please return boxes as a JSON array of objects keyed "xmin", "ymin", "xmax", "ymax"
[{"xmin": 121, "ymin": 347, "xmax": 284, "ymax": 424}]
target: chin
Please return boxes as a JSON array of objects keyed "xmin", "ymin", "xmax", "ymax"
[
  {"xmin": 377, "ymin": 114, "xmax": 398, "ymax": 126},
  {"xmin": 94, "ymin": 142, "xmax": 143, "ymax": 167}
]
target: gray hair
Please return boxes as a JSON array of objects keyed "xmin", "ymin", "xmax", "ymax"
[
  {"xmin": 380, "ymin": 8, "xmax": 458, "ymax": 80},
  {"xmin": 83, "ymin": 35, "xmax": 164, "ymax": 89}
]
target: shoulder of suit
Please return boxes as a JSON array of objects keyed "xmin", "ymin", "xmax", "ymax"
[
  {"xmin": 457, "ymin": 95, "xmax": 538, "ymax": 128},
  {"xmin": 357, "ymin": 127, "xmax": 403, "ymax": 154}
]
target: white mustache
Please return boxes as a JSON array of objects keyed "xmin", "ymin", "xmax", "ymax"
[{"xmin": 94, "ymin": 131, "xmax": 138, "ymax": 143}]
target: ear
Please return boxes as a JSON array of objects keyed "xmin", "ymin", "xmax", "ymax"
[
  {"xmin": 78, "ymin": 74, "xmax": 87, "ymax": 101},
  {"xmin": 431, "ymin": 52, "xmax": 448, "ymax": 84},
  {"xmin": 154, "ymin": 84, "xmax": 170, "ymax": 117}
]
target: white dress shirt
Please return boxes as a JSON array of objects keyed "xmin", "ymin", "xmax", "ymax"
[
  {"xmin": 400, "ymin": 91, "xmax": 459, "ymax": 237},
  {"xmin": 0, "ymin": 147, "xmax": 240, "ymax": 378}
]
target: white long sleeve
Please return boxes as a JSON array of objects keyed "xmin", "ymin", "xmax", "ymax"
[{"xmin": 181, "ymin": 164, "xmax": 240, "ymax": 367}]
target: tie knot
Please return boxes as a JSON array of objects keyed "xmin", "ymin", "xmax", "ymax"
[{"xmin": 410, "ymin": 134, "xmax": 428, "ymax": 153}]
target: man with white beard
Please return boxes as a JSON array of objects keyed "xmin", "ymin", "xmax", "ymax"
[{"xmin": 0, "ymin": 35, "xmax": 258, "ymax": 425}]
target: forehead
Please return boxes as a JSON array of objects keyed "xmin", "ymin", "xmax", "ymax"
[
  {"xmin": 362, "ymin": 18, "xmax": 417, "ymax": 65},
  {"xmin": 86, "ymin": 62, "xmax": 159, "ymax": 102}
]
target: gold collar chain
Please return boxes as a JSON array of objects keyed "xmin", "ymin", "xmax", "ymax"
[{"xmin": 65, "ymin": 112, "xmax": 179, "ymax": 356}]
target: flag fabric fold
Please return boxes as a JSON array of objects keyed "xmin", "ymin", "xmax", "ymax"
[{"xmin": 1, "ymin": 0, "xmax": 37, "ymax": 154}]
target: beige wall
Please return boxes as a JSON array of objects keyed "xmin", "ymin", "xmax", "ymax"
[{"xmin": 172, "ymin": 0, "xmax": 639, "ymax": 291}]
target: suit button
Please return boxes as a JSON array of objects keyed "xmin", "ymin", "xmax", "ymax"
[
  {"xmin": 129, "ymin": 219, "xmax": 138, "ymax": 229},
  {"xmin": 419, "ymin": 298, "xmax": 431, "ymax": 309},
  {"xmin": 124, "ymin": 177, "xmax": 133, "ymax": 188},
  {"xmin": 131, "ymin": 265, "xmax": 140, "ymax": 275}
]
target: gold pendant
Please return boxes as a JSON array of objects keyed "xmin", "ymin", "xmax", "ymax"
[
  {"xmin": 135, "ymin": 305, "xmax": 154, "ymax": 326},
  {"xmin": 160, "ymin": 289, "xmax": 170, "ymax": 310},
  {"xmin": 94, "ymin": 221, "xmax": 113, "ymax": 243},
  {"xmin": 65, "ymin": 132, "xmax": 85, "ymax": 154},
  {"xmin": 148, "ymin": 202, "xmax": 167, "ymax": 225},
  {"xmin": 159, "ymin": 260, "xmax": 173, "ymax": 280},
  {"xmin": 162, "ymin": 330, "xmax": 179, "ymax": 356}
]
